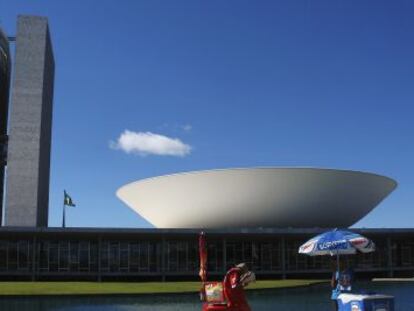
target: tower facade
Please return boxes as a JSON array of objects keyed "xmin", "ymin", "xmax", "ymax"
[{"xmin": 5, "ymin": 16, "xmax": 55, "ymax": 227}]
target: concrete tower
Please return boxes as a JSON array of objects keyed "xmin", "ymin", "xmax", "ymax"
[{"xmin": 5, "ymin": 16, "xmax": 55, "ymax": 227}]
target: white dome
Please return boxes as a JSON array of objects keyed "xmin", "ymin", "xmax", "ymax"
[{"xmin": 116, "ymin": 168, "xmax": 397, "ymax": 228}]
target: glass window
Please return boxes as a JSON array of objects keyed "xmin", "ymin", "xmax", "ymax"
[
  {"xmin": 120, "ymin": 242, "xmax": 129, "ymax": 271},
  {"xmin": 129, "ymin": 242, "xmax": 139, "ymax": 272},
  {"xmin": 79, "ymin": 241, "xmax": 90, "ymax": 271},
  {"xmin": 58, "ymin": 241, "xmax": 69, "ymax": 271},
  {"xmin": 100, "ymin": 241, "xmax": 109, "ymax": 272},
  {"xmin": 109, "ymin": 241, "xmax": 120, "ymax": 272},
  {"xmin": 7, "ymin": 241, "xmax": 18, "ymax": 271},
  {"xmin": 38, "ymin": 241, "xmax": 49, "ymax": 271},
  {"xmin": 89, "ymin": 241, "xmax": 99, "ymax": 272},
  {"xmin": 0, "ymin": 240, "xmax": 7, "ymax": 270},
  {"xmin": 49, "ymin": 241, "xmax": 59, "ymax": 272},
  {"xmin": 139, "ymin": 242, "xmax": 149, "ymax": 272},
  {"xmin": 17, "ymin": 240, "xmax": 30, "ymax": 270}
]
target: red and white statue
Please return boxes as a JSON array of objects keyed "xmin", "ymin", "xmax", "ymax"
[{"xmin": 199, "ymin": 232, "xmax": 255, "ymax": 311}]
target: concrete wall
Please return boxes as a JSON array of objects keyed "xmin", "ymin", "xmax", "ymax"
[{"xmin": 5, "ymin": 16, "xmax": 54, "ymax": 227}]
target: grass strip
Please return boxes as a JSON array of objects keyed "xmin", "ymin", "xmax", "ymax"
[{"xmin": 0, "ymin": 280, "xmax": 325, "ymax": 296}]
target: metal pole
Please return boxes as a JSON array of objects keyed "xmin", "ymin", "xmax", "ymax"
[
  {"xmin": 62, "ymin": 202, "xmax": 66, "ymax": 228},
  {"xmin": 336, "ymin": 251, "xmax": 339, "ymax": 273}
]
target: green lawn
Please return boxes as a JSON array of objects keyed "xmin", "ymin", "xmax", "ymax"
[{"xmin": 0, "ymin": 280, "xmax": 325, "ymax": 296}]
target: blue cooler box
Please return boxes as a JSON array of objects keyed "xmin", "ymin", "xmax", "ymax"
[{"xmin": 337, "ymin": 293, "xmax": 394, "ymax": 311}]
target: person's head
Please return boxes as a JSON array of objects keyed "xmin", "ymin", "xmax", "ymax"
[{"xmin": 235, "ymin": 263, "xmax": 249, "ymax": 275}]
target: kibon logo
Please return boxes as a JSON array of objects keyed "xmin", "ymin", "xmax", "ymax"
[
  {"xmin": 317, "ymin": 240, "xmax": 347, "ymax": 250},
  {"xmin": 351, "ymin": 303, "xmax": 360, "ymax": 311}
]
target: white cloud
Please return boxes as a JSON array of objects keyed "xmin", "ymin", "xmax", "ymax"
[
  {"xmin": 110, "ymin": 130, "xmax": 192, "ymax": 157},
  {"xmin": 182, "ymin": 124, "xmax": 192, "ymax": 132}
]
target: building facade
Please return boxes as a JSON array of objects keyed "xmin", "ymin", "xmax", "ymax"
[
  {"xmin": 5, "ymin": 15, "xmax": 55, "ymax": 227},
  {"xmin": 0, "ymin": 228, "xmax": 412, "ymax": 281}
]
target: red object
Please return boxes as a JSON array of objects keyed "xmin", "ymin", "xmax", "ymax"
[
  {"xmin": 202, "ymin": 303, "xmax": 232, "ymax": 311},
  {"xmin": 199, "ymin": 232, "xmax": 207, "ymax": 283},
  {"xmin": 202, "ymin": 268, "xmax": 251, "ymax": 311},
  {"xmin": 199, "ymin": 232, "xmax": 251, "ymax": 311},
  {"xmin": 223, "ymin": 268, "xmax": 251, "ymax": 311}
]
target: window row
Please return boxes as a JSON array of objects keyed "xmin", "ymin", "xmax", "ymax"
[{"xmin": 0, "ymin": 237, "xmax": 410, "ymax": 273}]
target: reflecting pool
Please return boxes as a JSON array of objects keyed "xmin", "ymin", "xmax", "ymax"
[{"xmin": 0, "ymin": 282, "xmax": 413, "ymax": 311}]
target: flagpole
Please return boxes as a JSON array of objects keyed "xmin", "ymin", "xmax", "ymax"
[
  {"xmin": 62, "ymin": 203, "xmax": 66, "ymax": 228},
  {"xmin": 62, "ymin": 191, "xmax": 66, "ymax": 228}
]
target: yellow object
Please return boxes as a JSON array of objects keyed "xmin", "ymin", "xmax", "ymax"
[{"xmin": 204, "ymin": 282, "xmax": 225, "ymax": 303}]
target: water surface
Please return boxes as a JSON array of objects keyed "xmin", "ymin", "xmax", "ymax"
[{"xmin": 0, "ymin": 282, "xmax": 413, "ymax": 311}]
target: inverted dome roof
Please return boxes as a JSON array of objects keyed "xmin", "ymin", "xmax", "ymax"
[{"xmin": 117, "ymin": 168, "xmax": 397, "ymax": 229}]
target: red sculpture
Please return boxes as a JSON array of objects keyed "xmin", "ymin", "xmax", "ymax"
[{"xmin": 200, "ymin": 233, "xmax": 254, "ymax": 311}]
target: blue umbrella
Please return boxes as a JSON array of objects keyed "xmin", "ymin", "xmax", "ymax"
[{"xmin": 298, "ymin": 229, "xmax": 375, "ymax": 270}]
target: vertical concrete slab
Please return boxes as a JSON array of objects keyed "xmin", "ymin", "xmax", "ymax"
[{"xmin": 5, "ymin": 15, "xmax": 54, "ymax": 227}]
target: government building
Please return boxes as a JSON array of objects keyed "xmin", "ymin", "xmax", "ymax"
[
  {"xmin": 0, "ymin": 227, "xmax": 413, "ymax": 281},
  {"xmin": 0, "ymin": 17, "xmax": 413, "ymax": 281}
]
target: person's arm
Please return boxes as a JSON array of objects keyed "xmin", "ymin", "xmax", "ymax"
[
  {"xmin": 330, "ymin": 260, "xmax": 337, "ymax": 289},
  {"xmin": 331, "ymin": 272, "xmax": 337, "ymax": 289}
]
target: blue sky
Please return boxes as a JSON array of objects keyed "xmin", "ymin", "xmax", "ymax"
[{"xmin": 1, "ymin": 0, "xmax": 413, "ymax": 228}]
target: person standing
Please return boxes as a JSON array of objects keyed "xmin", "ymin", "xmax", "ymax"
[{"xmin": 331, "ymin": 260, "xmax": 353, "ymax": 311}]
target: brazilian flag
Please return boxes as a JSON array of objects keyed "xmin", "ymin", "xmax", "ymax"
[{"xmin": 64, "ymin": 190, "xmax": 76, "ymax": 207}]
